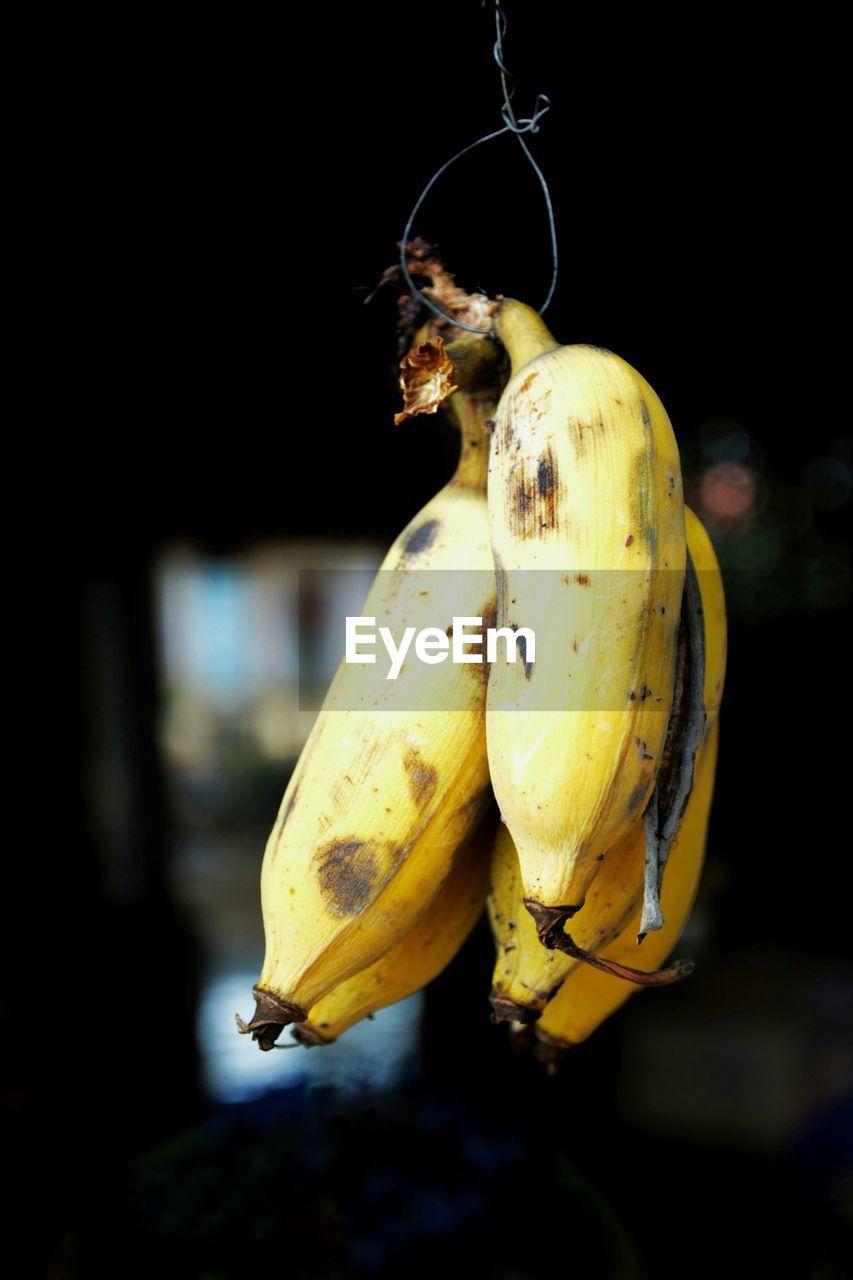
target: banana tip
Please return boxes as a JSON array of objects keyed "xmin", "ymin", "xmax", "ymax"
[
  {"xmin": 489, "ymin": 992, "xmax": 542, "ymax": 1026},
  {"xmin": 532, "ymin": 1027, "xmax": 574, "ymax": 1068},
  {"xmin": 292, "ymin": 1023, "xmax": 334, "ymax": 1048},
  {"xmin": 523, "ymin": 897, "xmax": 584, "ymax": 950},
  {"xmin": 235, "ymin": 987, "xmax": 306, "ymax": 1051}
]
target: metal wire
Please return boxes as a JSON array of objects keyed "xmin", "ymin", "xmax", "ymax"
[{"xmin": 398, "ymin": 1, "xmax": 558, "ymax": 333}]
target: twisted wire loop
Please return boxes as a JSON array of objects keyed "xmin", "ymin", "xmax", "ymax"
[{"xmin": 398, "ymin": 1, "xmax": 559, "ymax": 334}]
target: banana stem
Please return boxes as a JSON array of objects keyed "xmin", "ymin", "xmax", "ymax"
[
  {"xmin": 445, "ymin": 335, "xmax": 503, "ymax": 389},
  {"xmin": 493, "ymin": 298, "xmax": 558, "ymax": 375},
  {"xmin": 556, "ymin": 935, "xmax": 695, "ymax": 987},
  {"xmin": 444, "ymin": 382, "xmax": 501, "ymax": 489},
  {"xmin": 525, "ymin": 898, "xmax": 694, "ymax": 986}
]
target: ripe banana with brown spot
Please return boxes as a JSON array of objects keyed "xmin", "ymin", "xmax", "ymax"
[
  {"xmin": 292, "ymin": 815, "xmax": 493, "ymax": 1046},
  {"xmin": 486, "ymin": 299, "xmax": 686, "ymax": 946},
  {"xmin": 534, "ymin": 716, "xmax": 719, "ymax": 1056},
  {"xmin": 488, "ymin": 505, "xmax": 725, "ymax": 1020},
  {"xmin": 238, "ymin": 348, "xmax": 503, "ymax": 1049}
]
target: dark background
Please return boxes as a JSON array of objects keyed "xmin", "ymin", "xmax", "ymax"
[{"xmin": 13, "ymin": 4, "xmax": 851, "ymax": 1276}]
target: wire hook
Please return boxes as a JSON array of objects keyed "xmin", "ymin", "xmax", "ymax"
[{"xmin": 398, "ymin": 1, "xmax": 559, "ymax": 333}]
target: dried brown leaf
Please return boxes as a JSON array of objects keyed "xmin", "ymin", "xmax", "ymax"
[
  {"xmin": 394, "ymin": 336, "xmax": 458, "ymax": 425},
  {"xmin": 379, "ymin": 242, "xmax": 498, "ymax": 353}
]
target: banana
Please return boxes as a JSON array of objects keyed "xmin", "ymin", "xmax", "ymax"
[
  {"xmin": 489, "ymin": 506, "xmax": 725, "ymax": 1021},
  {"xmin": 534, "ymin": 716, "xmax": 719, "ymax": 1054},
  {"xmin": 292, "ymin": 814, "xmax": 493, "ymax": 1045},
  {"xmin": 239, "ymin": 346, "xmax": 504, "ymax": 1049},
  {"xmin": 486, "ymin": 300, "xmax": 686, "ymax": 947},
  {"xmin": 489, "ymin": 798, "xmax": 652, "ymax": 1024}
]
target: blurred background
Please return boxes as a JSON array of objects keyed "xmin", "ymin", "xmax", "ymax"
[{"xmin": 15, "ymin": 4, "xmax": 851, "ymax": 1276}]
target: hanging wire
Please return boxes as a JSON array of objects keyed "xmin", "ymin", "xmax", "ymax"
[{"xmin": 397, "ymin": 1, "xmax": 559, "ymax": 333}]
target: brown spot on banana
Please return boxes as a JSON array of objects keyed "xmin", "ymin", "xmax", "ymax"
[
  {"xmin": 504, "ymin": 622, "xmax": 534, "ymax": 679},
  {"xmin": 628, "ymin": 772, "xmax": 653, "ymax": 811},
  {"xmin": 403, "ymin": 747, "xmax": 438, "ymax": 810},
  {"xmin": 509, "ymin": 448, "xmax": 562, "ymax": 538},
  {"xmin": 329, "ymin": 779, "xmax": 347, "ymax": 811},
  {"xmin": 531, "ymin": 388, "xmax": 552, "ymax": 419},
  {"xmin": 404, "ymin": 519, "xmax": 440, "ymax": 556},
  {"xmin": 518, "ymin": 632, "xmax": 534, "ymax": 680},
  {"xmin": 499, "ymin": 619, "xmax": 532, "ymax": 680},
  {"xmin": 568, "ymin": 414, "xmax": 605, "ymax": 460},
  {"xmin": 314, "ymin": 839, "xmax": 382, "ymax": 917},
  {"xmin": 536, "ymin": 448, "xmax": 558, "ymax": 503}
]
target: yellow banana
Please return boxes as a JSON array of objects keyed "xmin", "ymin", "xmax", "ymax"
[
  {"xmin": 239, "ymin": 347, "xmax": 503, "ymax": 1049},
  {"xmin": 534, "ymin": 717, "xmax": 719, "ymax": 1053},
  {"xmin": 489, "ymin": 506, "xmax": 724, "ymax": 1021},
  {"xmin": 293, "ymin": 815, "xmax": 493, "ymax": 1045},
  {"xmin": 489, "ymin": 803, "xmax": 650, "ymax": 1024},
  {"xmin": 486, "ymin": 300, "xmax": 686, "ymax": 945}
]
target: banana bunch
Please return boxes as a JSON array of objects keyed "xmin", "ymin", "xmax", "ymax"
[
  {"xmin": 239, "ymin": 296, "xmax": 725, "ymax": 1057},
  {"xmin": 486, "ymin": 300, "xmax": 686, "ymax": 943},
  {"xmin": 490, "ymin": 506, "xmax": 727, "ymax": 1026},
  {"xmin": 238, "ymin": 338, "xmax": 504, "ymax": 1049}
]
